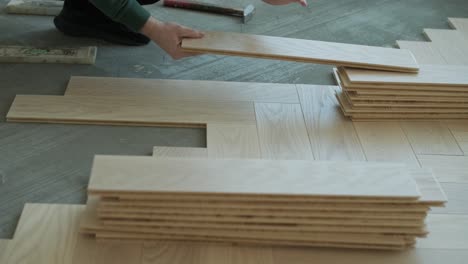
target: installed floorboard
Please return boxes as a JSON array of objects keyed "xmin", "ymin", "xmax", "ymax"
[
  {"xmin": 446, "ymin": 121, "xmax": 468, "ymax": 154},
  {"xmin": 297, "ymin": 85, "xmax": 365, "ymax": 161},
  {"xmin": 1, "ymin": 204, "xmax": 83, "ymax": 264},
  {"xmin": 423, "ymin": 29, "xmax": 468, "ymax": 65},
  {"xmin": 449, "ymin": 17, "xmax": 468, "ymax": 35},
  {"xmin": 65, "ymin": 76, "xmax": 300, "ymax": 103},
  {"xmin": 416, "ymin": 214, "xmax": 468, "ymax": 249},
  {"xmin": 400, "ymin": 122, "xmax": 463, "ymax": 155},
  {"xmin": 396, "ymin": 41, "xmax": 447, "ymax": 64},
  {"xmin": 353, "ymin": 122, "xmax": 419, "ymax": 167},
  {"xmin": 95, "ymin": 240, "xmax": 142, "ymax": 264},
  {"xmin": 418, "ymin": 155, "xmax": 468, "ymax": 183},
  {"xmin": 181, "ymin": 31, "xmax": 419, "ymax": 72},
  {"xmin": 88, "ymin": 156, "xmax": 418, "ymax": 199},
  {"xmin": 342, "ymin": 65, "xmax": 468, "ymax": 86},
  {"xmin": 6, "ymin": 95, "xmax": 256, "ymax": 127},
  {"xmin": 141, "ymin": 241, "xmax": 200, "ymax": 264},
  {"xmin": 431, "ymin": 183, "xmax": 468, "ymax": 214},
  {"xmin": 273, "ymin": 247, "xmax": 468, "ymax": 264},
  {"xmin": 152, "ymin": 147, "xmax": 208, "ymax": 158},
  {"xmin": 207, "ymin": 124, "xmax": 260, "ymax": 159},
  {"xmin": 255, "ymin": 103, "xmax": 314, "ymax": 160}
]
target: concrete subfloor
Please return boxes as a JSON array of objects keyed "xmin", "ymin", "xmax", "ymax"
[{"xmin": 0, "ymin": 0, "xmax": 468, "ymax": 239}]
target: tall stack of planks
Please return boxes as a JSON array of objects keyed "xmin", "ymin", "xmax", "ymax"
[
  {"xmin": 79, "ymin": 156, "xmax": 444, "ymax": 250},
  {"xmin": 334, "ymin": 65, "xmax": 468, "ymax": 120}
]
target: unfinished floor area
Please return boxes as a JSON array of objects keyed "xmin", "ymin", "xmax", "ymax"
[{"xmin": 1, "ymin": 0, "xmax": 468, "ymax": 261}]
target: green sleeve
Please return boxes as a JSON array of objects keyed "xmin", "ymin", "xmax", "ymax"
[{"xmin": 89, "ymin": 0, "xmax": 151, "ymax": 32}]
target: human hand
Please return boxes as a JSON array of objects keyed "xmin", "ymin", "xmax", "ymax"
[
  {"xmin": 262, "ymin": 0, "xmax": 308, "ymax": 6},
  {"xmin": 141, "ymin": 17, "xmax": 204, "ymax": 60}
]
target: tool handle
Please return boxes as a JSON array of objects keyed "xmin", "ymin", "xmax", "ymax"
[{"xmin": 163, "ymin": 0, "xmax": 243, "ymax": 17}]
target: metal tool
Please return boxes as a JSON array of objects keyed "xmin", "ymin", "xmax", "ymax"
[{"xmin": 163, "ymin": 0, "xmax": 256, "ymax": 23}]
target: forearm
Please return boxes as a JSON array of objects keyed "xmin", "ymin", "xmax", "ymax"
[{"xmin": 89, "ymin": 0, "xmax": 151, "ymax": 31}]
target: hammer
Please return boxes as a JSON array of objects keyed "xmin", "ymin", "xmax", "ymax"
[{"xmin": 163, "ymin": 0, "xmax": 256, "ymax": 23}]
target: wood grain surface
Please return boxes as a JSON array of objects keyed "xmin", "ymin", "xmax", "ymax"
[
  {"xmin": 181, "ymin": 31, "xmax": 419, "ymax": 72},
  {"xmin": 88, "ymin": 156, "xmax": 419, "ymax": 199},
  {"xmin": 66, "ymin": 76, "xmax": 300, "ymax": 103}
]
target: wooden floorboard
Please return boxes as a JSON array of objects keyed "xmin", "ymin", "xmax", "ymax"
[
  {"xmin": 255, "ymin": 103, "xmax": 314, "ymax": 160},
  {"xmin": 422, "ymin": 29, "xmax": 468, "ymax": 65},
  {"xmin": 207, "ymin": 124, "xmax": 260, "ymax": 159},
  {"xmin": 297, "ymin": 85, "xmax": 366, "ymax": 161},
  {"xmin": 396, "ymin": 41, "xmax": 447, "ymax": 65},
  {"xmin": 181, "ymin": 32, "xmax": 419, "ymax": 73},
  {"xmin": 152, "ymin": 147, "xmax": 208, "ymax": 158}
]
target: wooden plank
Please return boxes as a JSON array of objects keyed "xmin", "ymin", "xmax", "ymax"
[
  {"xmin": 352, "ymin": 89, "xmax": 468, "ymax": 96},
  {"xmin": 6, "ymin": 95, "xmax": 256, "ymax": 127},
  {"xmin": 254, "ymin": 103, "xmax": 314, "ymax": 160},
  {"xmin": 5, "ymin": 0, "xmax": 62, "ymax": 16},
  {"xmin": 353, "ymin": 122, "xmax": 419, "ymax": 167},
  {"xmin": 141, "ymin": 241, "xmax": 201, "ymax": 264},
  {"xmin": 337, "ymin": 92, "xmax": 468, "ymax": 114},
  {"xmin": 409, "ymin": 168, "xmax": 447, "ymax": 205},
  {"xmin": 94, "ymin": 240, "xmax": 142, "ymax": 264},
  {"xmin": 400, "ymin": 122, "xmax": 463, "ymax": 155},
  {"xmin": 418, "ymin": 155, "xmax": 468, "ymax": 183},
  {"xmin": 350, "ymin": 100, "xmax": 468, "ymax": 109},
  {"xmin": 0, "ymin": 239, "xmax": 9, "ymax": 260},
  {"xmin": 297, "ymin": 84, "xmax": 366, "ymax": 161},
  {"xmin": 341, "ymin": 65, "xmax": 468, "ymax": 87},
  {"xmin": 88, "ymin": 156, "xmax": 419, "ymax": 199},
  {"xmin": 99, "ymin": 199, "xmax": 429, "ymax": 213},
  {"xmin": 65, "ymin": 76, "xmax": 300, "ymax": 103},
  {"xmin": 207, "ymin": 124, "xmax": 261, "ymax": 159},
  {"xmin": 153, "ymin": 146, "xmax": 208, "ymax": 158},
  {"xmin": 396, "ymin": 41, "xmax": 447, "ymax": 64},
  {"xmin": 448, "ymin": 17, "xmax": 468, "ymax": 35},
  {"xmin": 431, "ymin": 183, "xmax": 468, "ymax": 214},
  {"xmin": 273, "ymin": 247, "xmax": 468, "ymax": 264},
  {"xmin": 98, "ymin": 206, "xmax": 427, "ymax": 220},
  {"xmin": 1, "ymin": 204, "xmax": 83, "ymax": 264},
  {"xmin": 423, "ymin": 29, "xmax": 468, "ymax": 65},
  {"xmin": 349, "ymin": 94, "xmax": 468, "ymax": 103},
  {"xmin": 0, "ymin": 45, "xmax": 96, "ymax": 64},
  {"xmin": 416, "ymin": 214, "xmax": 468, "ymax": 249},
  {"xmin": 446, "ymin": 121, "xmax": 468, "ymax": 154},
  {"xmin": 102, "ymin": 218, "xmax": 427, "ymax": 235},
  {"xmin": 181, "ymin": 31, "xmax": 419, "ymax": 73}
]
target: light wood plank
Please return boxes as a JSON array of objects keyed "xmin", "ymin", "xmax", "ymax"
[
  {"xmin": 181, "ymin": 31, "xmax": 419, "ymax": 72},
  {"xmin": 142, "ymin": 241, "xmax": 201, "ymax": 264},
  {"xmin": 349, "ymin": 94, "xmax": 468, "ymax": 103},
  {"xmin": 431, "ymin": 183, "xmax": 468, "ymax": 214},
  {"xmin": 88, "ymin": 156, "xmax": 419, "ymax": 199},
  {"xmin": 446, "ymin": 121, "xmax": 468, "ymax": 154},
  {"xmin": 418, "ymin": 155, "xmax": 468, "ymax": 183},
  {"xmin": 152, "ymin": 147, "xmax": 208, "ymax": 158},
  {"xmin": 254, "ymin": 103, "xmax": 314, "ymax": 160},
  {"xmin": 417, "ymin": 214, "xmax": 468, "ymax": 249},
  {"xmin": 5, "ymin": 0, "xmax": 62, "ymax": 16},
  {"xmin": 297, "ymin": 84, "xmax": 365, "ymax": 161},
  {"xmin": 400, "ymin": 122, "xmax": 463, "ymax": 155},
  {"xmin": 102, "ymin": 218, "xmax": 427, "ymax": 235},
  {"xmin": 342, "ymin": 65, "xmax": 468, "ymax": 86},
  {"xmin": 448, "ymin": 17, "xmax": 468, "ymax": 35},
  {"xmin": 65, "ymin": 76, "xmax": 299, "ymax": 103},
  {"xmin": 94, "ymin": 240, "xmax": 142, "ymax": 264},
  {"xmin": 396, "ymin": 41, "xmax": 447, "ymax": 64},
  {"xmin": 0, "ymin": 239, "xmax": 9, "ymax": 261},
  {"xmin": 7, "ymin": 95, "xmax": 256, "ymax": 127},
  {"xmin": 409, "ymin": 168, "xmax": 447, "ymax": 205},
  {"xmin": 423, "ymin": 29, "xmax": 468, "ymax": 65},
  {"xmin": 273, "ymin": 247, "xmax": 468, "ymax": 264},
  {"xmin": 0, "ymin": 45, "xmax": 96, "ymax": 64},
  {"xmin": 353, "ymin": 122, "xmax": 419, "ymax": 167},
  {"xmin": 2, "ymin": 204, "xmax": 83, "ymax": 264},
  {"xmin": 207, "ymin": 124, "xmax": 260, "ymax": 159}
]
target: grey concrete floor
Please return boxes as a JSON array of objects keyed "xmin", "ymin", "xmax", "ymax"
[{"xmin": 0, "ymin": 0, "xmax": 467, "ymax": 239}]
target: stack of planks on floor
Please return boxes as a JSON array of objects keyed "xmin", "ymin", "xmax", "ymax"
[
  {"xmin": 79, "ymin": 155, "xmax": 443, "ymax": 250},
  {"xmin": 334, "ymin": 65, "xmax": 468, "ymax": 120},
  {"xmin": 334, "ymin": 17, "xmax": 468, "ymax": 121}
]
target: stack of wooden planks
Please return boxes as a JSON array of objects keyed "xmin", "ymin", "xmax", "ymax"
[
  {"xmin": 79, "ymin": 155, "xmax": 445, "ymax": 250},
  {"xmin": 334, "ymin": 65, "xmax": 468, "ymax": 120}
]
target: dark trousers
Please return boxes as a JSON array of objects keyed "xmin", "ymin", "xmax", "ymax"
[{"xmin": 63, "ymin": 0, "xmax": 161, "ymax": 19}]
